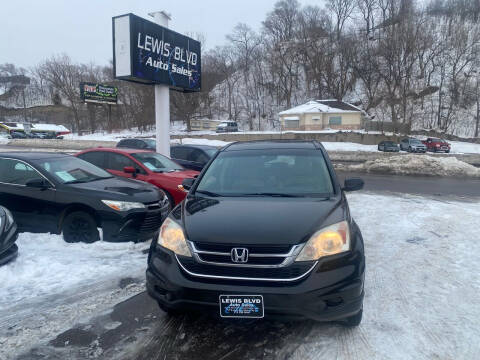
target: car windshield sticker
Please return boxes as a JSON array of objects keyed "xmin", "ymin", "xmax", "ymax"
[{"xmin": 55, "ymin": 171, "xmax": 76, "ymax": 182}]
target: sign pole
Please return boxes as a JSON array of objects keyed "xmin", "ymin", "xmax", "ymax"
[{"xmin": 149, "ymin": 11, "xmax": 171, "ymax": 157}]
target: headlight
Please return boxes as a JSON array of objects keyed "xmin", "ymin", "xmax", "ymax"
[
  {"xmin": 101, "ymin": 200, "xmax": 146, "ymax": 211},
  {"xmin": 157, "ymin": 218, "xmax": 191, "ymax": 257},
  {"xmin": 295, "ymin": 221, "xmax": 350, "ymax": 261}
]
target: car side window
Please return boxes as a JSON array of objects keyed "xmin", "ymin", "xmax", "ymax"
[
  {"xmin": 133, "ymin": 140, "xmax": 144, "ymax": 149},
  {"xmin": 190, "ymin": 149, "xmax": 209, "ymax": 164},
  {"xmin": 170, "ymin": 147, "xmax": 179, "ymax": 158},
  {"xmin": 106, "ymin": 153, "xmax": 136, "ymax": 171},
  {"xmin": 0, "ymin": 158, "xmax": 43, "ymax": 185},
  {"xmin": 172, "ymin": 147, "xmax": 191, "ymax": 161},
  {"xmin": 77, "ymin": 151, "xmax": 105, "ymax": 168}
]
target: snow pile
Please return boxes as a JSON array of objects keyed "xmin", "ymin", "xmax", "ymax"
[
  {"xmin": 0, "ymin": 233, "xmax": 149, "ymax": 308},
  {"xmin": 321, "ymin": 141, "xmax": 378, "ymax": 152},
  {"xmin": 171, "ymin": 137, "xmax": 231, "ymax": 147},
  {"xmin": 350, "ymin": 154, "xmax": 480, "ymax": 177}
]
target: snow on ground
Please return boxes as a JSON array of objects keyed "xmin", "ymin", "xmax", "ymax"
[
  {"xmin": 0, "ymin": 234, "xmax": 149, "ymax": 358},
  {"xmin": 447, "ymin": 140, "xmax": 480, "ymax": 154},
  {"xmin": 342, "ymin": 192, "xmax": 480, "ymax": 359},
  {"xmin": 0, "ymin": 233, "xmax": 149, "ymax": 307},
  {"xmin": 345, "ymin": 154, "xmax": 480, "ymax": 178}
]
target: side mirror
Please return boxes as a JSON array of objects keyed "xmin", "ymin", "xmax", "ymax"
[
  {"xmin": 343, "ymin": 178, "xmax": 364, "ymax": 192},
  {"xmin": 26, "ymin": 178, "xmax": 50, "ymax": 189},
  {"xmin": 123, "ymin": 166, "xmax": 136, "ymax": 174},
  {"xmin": 181, "ymin": 178, "xmax": 195, "ymax": 191}
]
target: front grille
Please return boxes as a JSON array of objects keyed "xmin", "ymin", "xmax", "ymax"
[
  {"xmin": 177, "ymin": 256, "xmax": 315, "ymax": 282},
  {"xmin": 189, "ymin": 241, "xmax": 302, "ymax": 268},
  {"xmin": 195, "ymin": 242, "xmax": 291, "ymax": 254},
  {"xmin": 199, "ymin": 253, "xmax": 284, "ymax": 266},
  {"xmin": 140, "ymin": 211, "xmax": 164, "ymax": 232}
]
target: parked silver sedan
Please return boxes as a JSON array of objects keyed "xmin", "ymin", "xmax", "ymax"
[{"xmin": 400, "ymin": 138, "xmax": 427, "ymax": 153}]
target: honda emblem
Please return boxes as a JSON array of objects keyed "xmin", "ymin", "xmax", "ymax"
[{"xmin": 231, "ymin": 248, "xmax": 249, "ymax": 263}]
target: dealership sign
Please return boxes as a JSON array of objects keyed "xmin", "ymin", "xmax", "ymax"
[
  {"xmin": 80, "ymin": 82, "xmax": 118, "ymax": 104},
  {"xmin": 112, "ymin": 13, "xmax": 201, "ymax": 92}
]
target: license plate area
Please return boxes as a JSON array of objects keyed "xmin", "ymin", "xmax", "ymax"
[{"xmin": 219, "ymin": 295, "xmax": 264, "ymax": 318}]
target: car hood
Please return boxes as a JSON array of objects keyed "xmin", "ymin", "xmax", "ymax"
[
  {"xmin": 179, "ymin": 195, "xmax": 346, "ymax": 246},
  {"xmin": 68, "ymin": 177, "xmax": 160, "ymax": 203}
]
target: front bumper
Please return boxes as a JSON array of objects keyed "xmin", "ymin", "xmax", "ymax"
[
  {"xmin": 102, "ymin": 204, "xmax": 169, "ymax": 242},
  {"xmin": 412, "ymin": 147, "xmax": 427, "ymax": 152},
  {"xmin": 146, "ymin": 236, "xmax": 365, "ymax": 321}
]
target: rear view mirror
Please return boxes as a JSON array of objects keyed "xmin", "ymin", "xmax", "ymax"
[
  {"xmin": 25, "ymin": 178, "xmax": 50, "ymax": 189},
  {"xmin": 181, "ymin": 178, "xmax": 195, "ymax": 191},
  {"xmin": 343, "ymin": 178, "xmax": 364, "ymax": 192}
]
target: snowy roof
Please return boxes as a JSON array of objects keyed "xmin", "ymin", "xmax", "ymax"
[
  {"xmin": 0, "ymin": 122, "xmax": 70, "ymax": 132},
  {"xmin": 279, "ymin": 100, "xmax": 362, "ymax": 115},
  {"xmin": 31, "ymin": 123, "xmax": 70, "ymax": 132}
]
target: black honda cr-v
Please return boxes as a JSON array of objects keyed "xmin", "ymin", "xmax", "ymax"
[{"xmin": 147, "ymin": 140, "xmax": 365, "ymax": 325}]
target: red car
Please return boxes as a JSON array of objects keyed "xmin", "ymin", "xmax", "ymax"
[
  {"xmin": 422, "ymin": 138, "xmax": 451, "ymax": 153},
  {"xmin": 75, "ymin": 148, "xmax": 199, "ymax": 206}
]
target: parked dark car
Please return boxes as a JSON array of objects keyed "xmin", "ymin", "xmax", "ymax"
[
  {"xmin": 400, "ymin": 138, "xmax": 427, "ymax": 153},
  {"xmin": 76, "ymin": 148, "xmax": 199, "ymax": 207},
  {"xmin": 0, "ymin": 206, "xmax": 19, "ymax": 266},
  {"xmin": 170, "ymin": 144, "xmax": 218, "ymax": 171},
  {"xmin": 378, "ymin": 141, "xmax": 399, "ymax": 152},
  {"xmin": 216, "ymin": 121, "xmax": 238, "ymax": 133},
  {"xmin": 30, "ymin": 132, "xmax": 48, "ymax": 139},
  {"xmin": 10, "ymin": 131, "xmax": 27, "ymax": 139},
  {"xmin": 0, "ymin": 152, "xmax": 169, "ymax": 243},
  {"xmin": 422, "ymin": 137, "xmax": 451, "ymax": 153},
  {"xmin": 117, "ymin": 138, "xmax": 156, "ymax": 151},
  {"xmin": 147, "ymin": 140, "xmax": 365, "ymax": 326}
]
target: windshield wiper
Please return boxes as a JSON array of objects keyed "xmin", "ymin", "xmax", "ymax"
[
  {"xmin": 240, "ymin": 192, "xmax": 304, "ymax": 198},
  {"xmin": 64, "ymin": 179, "xmax": 89, "ymax": 184},
  {"xmin": 195, "ymin": 190, "xmax": 221, "ymax": 197}
]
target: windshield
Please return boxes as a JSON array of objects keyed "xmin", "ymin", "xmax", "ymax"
[
  {"xmin": 34, "ymin": 156, "xmax": 113, "ymax": 184},
  {"xmin": 195, "ymin": 149, "xmax": 334, "ymax": 197},
  {"xmin": 384, "ymin": 141, "xmax": 396, "ymax": 146},
  {"xmin": 218, "ymin": 123, "xmax": 228, "ymax": 127},
  {"xmin": 131, "ymin": 152, "xmax": 183, "ymax": 172},
  {"xmin": 411, "ymin": 139, "xmax": 423, "ymax": 144},
  {"xmin": 144, "ymin": 139, "xmax": 156, "ymax": 148}
]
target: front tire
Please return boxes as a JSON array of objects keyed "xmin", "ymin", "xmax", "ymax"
[
  {"xmin": 343, "ymin": 309, "xmax": 363, "ymax": 327},
  {"xmin": 62, "ymin": 211, "xmax": 99, "ymax": 243}
]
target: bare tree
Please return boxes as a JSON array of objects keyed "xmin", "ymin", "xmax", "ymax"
[
  {"xmin": 36, "ymin": 54, "xmax": 85, "ymax": 132},
  {"xmin": 327, "ymin": 0, "xmax": 357, "ymax": 39}
]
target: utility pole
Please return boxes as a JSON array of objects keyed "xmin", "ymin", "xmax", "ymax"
[{"xmin": 149, "ymin": 11, "xmax": 171, "ymax": 157}]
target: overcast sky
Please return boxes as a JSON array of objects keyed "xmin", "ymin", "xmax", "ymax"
[{"xmin": 0, "ymin": 0, "xmax": 325, "ymax": 69}]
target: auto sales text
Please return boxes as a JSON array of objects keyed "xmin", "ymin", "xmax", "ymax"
[{"xmin": 137, "ymin": 33, "xmax": 197, "ymax": 77}]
